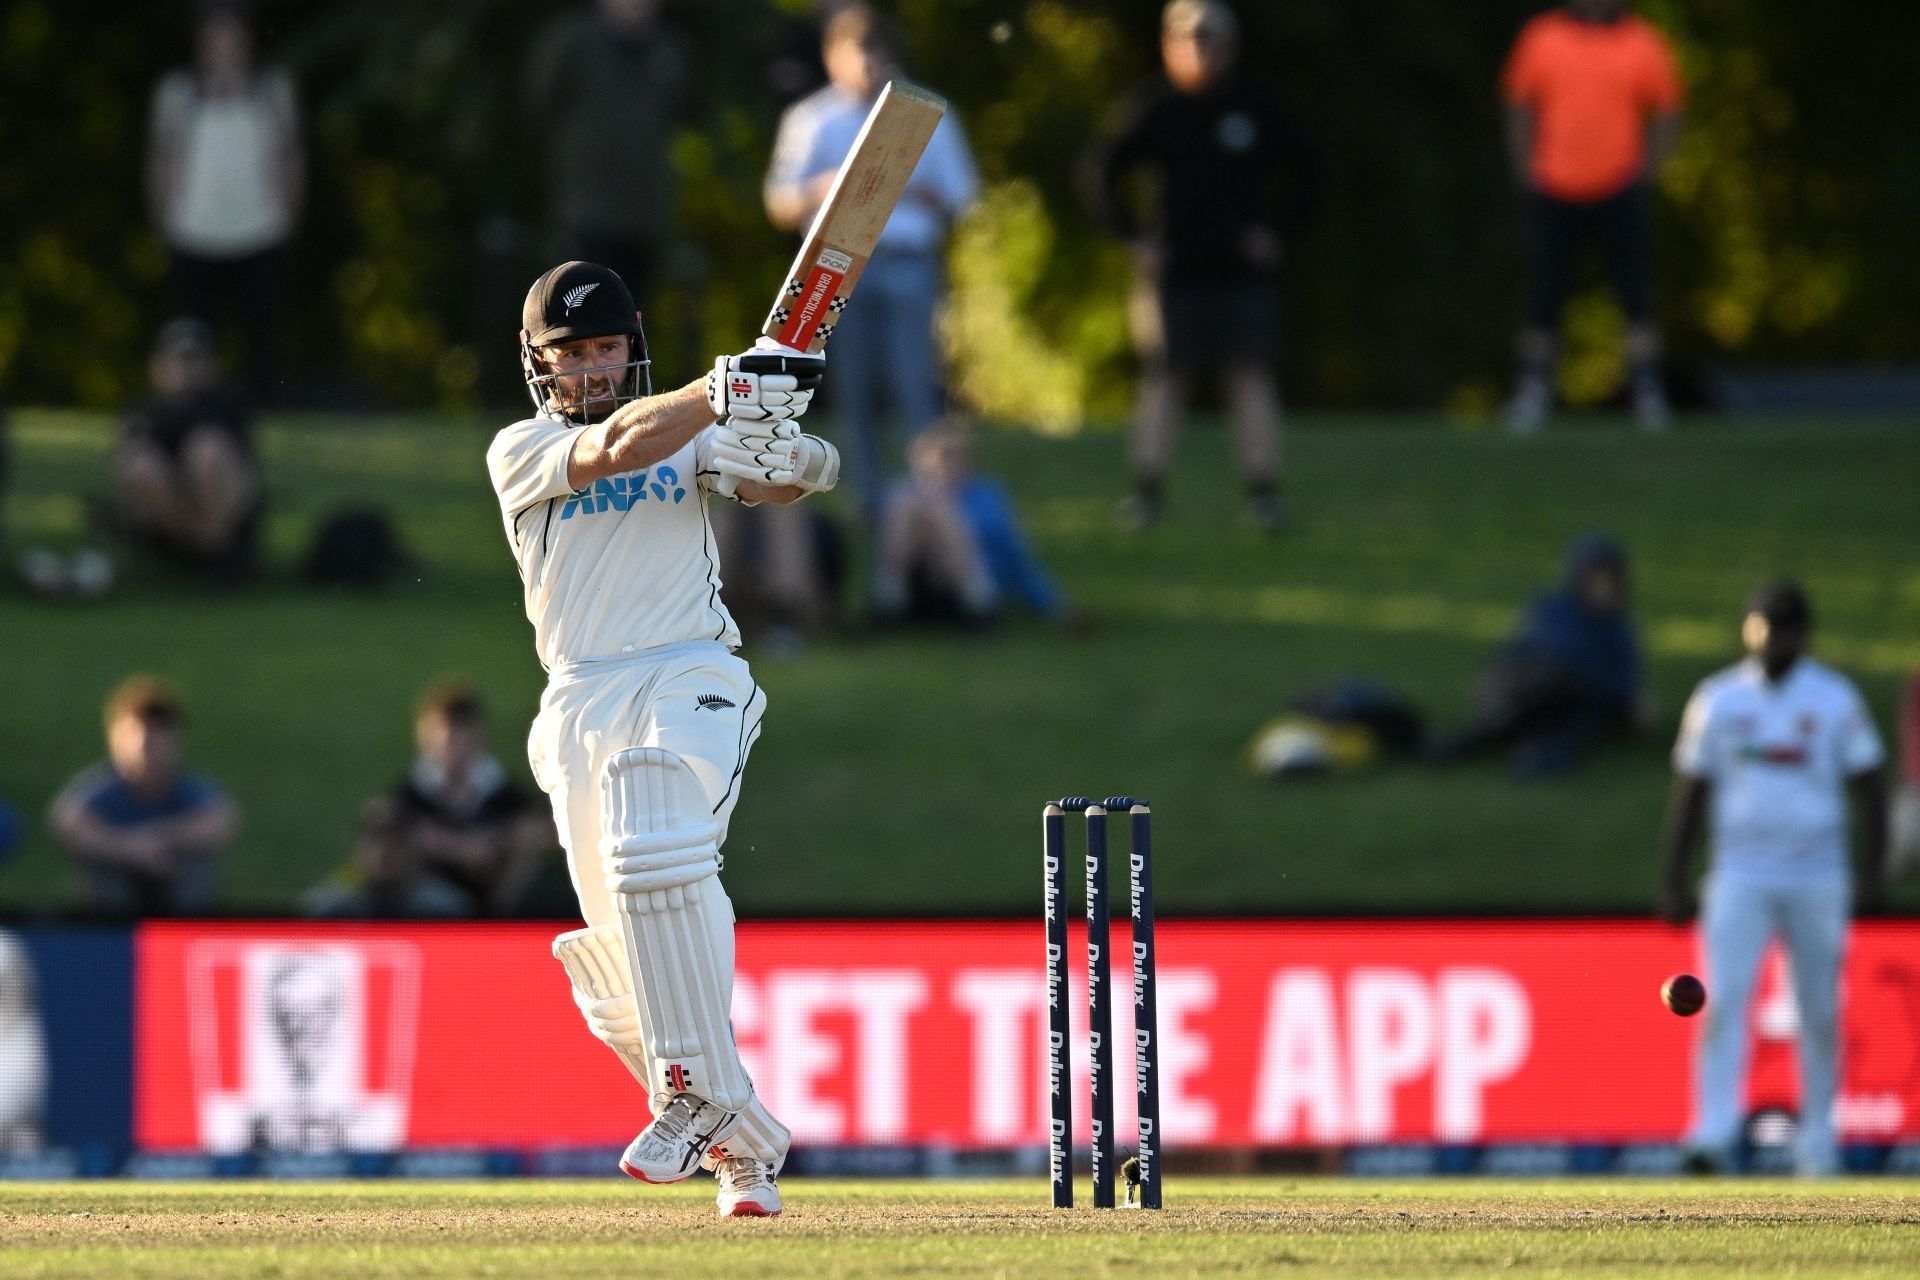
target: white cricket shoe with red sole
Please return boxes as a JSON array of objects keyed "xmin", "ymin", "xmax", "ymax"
[
  {"xmin": 619, "ymin": 1094, "xmax": 737, "ymax": 1184},
  {"xmin": 715, "ymin": 1156, "xmax": 782, "ymax": 1217}
]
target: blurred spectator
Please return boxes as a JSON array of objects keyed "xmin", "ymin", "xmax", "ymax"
[
  {"xmin": 766, "ymin": 0, "xmax": 857, "ymax": 107},
  {"xmin": 765, "ymin": 4, "xmax": 977, "ymax": 516},
  {"xmin": 1500, "ymin": 0, "xmax": 1683, "ymax": 433},
  {"xmin": 1893, "ymin": 671, "xmax": 1920, "ymax": 877},
  {"xmin": 48, "ymin": 676, "xmax": 239, "ymax": 917},
  {"xmin": 1661, "ymin": 581, "xmax": 1888, "ymax": 1176},
  {"xmin": 306, "ymin": 682, "xmax": 553, "ymax": 918},
  {"xmin": 708, "ymin": 500, "xmax": 848, "ymax": 660},
  {"xmin": 527, "ymin": 0, "xmax": 686, "ymax": 313},
  {"xmin": 1095, "ymin": 0, "xmax": 1315, "ymax": 535},
  {"xmin": 115, "ymin": 318, "xmax": 261, "ymax": 586},
  {"xmin": 147, "ymin": 3, "xmax": 302, "ymax": 401},
  {"xmin": 871, "ymin": 423, "xmax": 1075, "ymax": 630},
  {"xmin": 1434, "ymin": 534, "xmax": 1648, "ymax": 776},
  {"xmin": 0, "ymin": 932, "xmax": 47, "ymax": 1155}
]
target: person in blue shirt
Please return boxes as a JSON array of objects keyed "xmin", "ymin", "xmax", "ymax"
[
  {"xmin": 763, "ymin": 4, "xmax": 977, "ymax": 515},
  {"xmin": 47, "ymin": 675, "xmax": 240, "ymax": 916},
  {"xmin": 871, "ymin": 424, "xmax": 1074, "ymax": 629},
  {"xmin": 1435, "ymin": 533, "xmax": 1649, "ymax": 776}
]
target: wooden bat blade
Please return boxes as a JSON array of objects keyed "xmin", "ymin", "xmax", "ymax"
[{"xmin": 763, "ymin": 80, "xmax": 947, "ymax": 354}]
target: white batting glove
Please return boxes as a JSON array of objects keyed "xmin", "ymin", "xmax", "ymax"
[
  {"xmin": 709, "ymin": 422, "xmax": 839, "ymax": 498},
  {"xmin": 711, "ymin": 417, "xmax": 801, "ymax": 494},
  {"xmin": 705, "ymin": 347, "xmax": 825, "ymax": 423}
]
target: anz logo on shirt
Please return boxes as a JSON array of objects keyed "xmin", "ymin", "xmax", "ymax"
[{"xmin": 559, "ymin": 466, "xmax": 685, "ymax": 519}]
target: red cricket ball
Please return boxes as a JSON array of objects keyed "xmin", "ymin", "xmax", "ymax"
[{"xmin": 1662, "ymin": 973, "xmax": 1707, "ymax": 1017}]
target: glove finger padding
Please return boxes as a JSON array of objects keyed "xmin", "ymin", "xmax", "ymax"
[
  {"xmin": 707, "ymin": 352, "xmax": 823, "ymax": 420},
  {"xmin": 716, "ymin": 391, "xmax": 813, "ymax": 423},
  {"xmin": 712, "ymin": 457, "xmax": 791, "ymax": 484},
  {"xmin": 713, "ymin": 418, "xmax": 799, "ymax": 453},
  {"xmin": 712, "ymin": 445, "xmax": 798, "ymax": 481}
]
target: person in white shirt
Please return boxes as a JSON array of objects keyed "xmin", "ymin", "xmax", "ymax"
[
  {"xmin": 147, "ymin": 4, "xmax": 302, "ymax": 400},
  {"xmin": 487, "ymin": 261, "xmax": 841, "ymax": 1216},
  {"xmin": 1662, "ymin": 581, "xmax": 1890, "ymax": 1175},
  {"xmin": 764, "ymin": 3, "xmax": 976, "ymax": 514}
]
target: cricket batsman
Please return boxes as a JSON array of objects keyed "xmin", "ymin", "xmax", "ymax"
[{"xmin": 486, "ymin": 261, "xmax": 839, "ymax": 1216}]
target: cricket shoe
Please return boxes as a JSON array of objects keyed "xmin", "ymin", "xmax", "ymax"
[
  {"xmin": 619, "ymin": 1094, "xmax": 738, "ymax": 1184},
  {"xmin": 715, "ymin": 1156, "xmax": 783, "ymax": 1217}
]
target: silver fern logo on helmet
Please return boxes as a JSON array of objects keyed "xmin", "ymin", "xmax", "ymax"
[{"xmin": 562, "ymin": 283, "xmax": 600, "ymax": 313}]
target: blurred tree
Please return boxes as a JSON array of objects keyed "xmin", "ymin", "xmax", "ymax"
[{"xmin": 0, "ymin": 0, "xmax": 1913, "ymax": 414}]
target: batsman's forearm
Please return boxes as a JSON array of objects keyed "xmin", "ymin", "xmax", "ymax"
[{"xmin": 569, "ymin": 382, "xmax": 709, "ymax": 487}]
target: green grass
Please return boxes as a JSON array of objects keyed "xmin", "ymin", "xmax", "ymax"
[
  {"xmin": 1, "ymin": 1178, "xmax": 1918, "ymax": 1277},
  {"xmin": 3, "ymin": 410, "xmax": 1916, "ymax": 915}
]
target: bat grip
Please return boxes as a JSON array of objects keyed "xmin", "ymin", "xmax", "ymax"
[{"xmin": 735, "ymin": 351, "xmax": 826, "ymax": 387}]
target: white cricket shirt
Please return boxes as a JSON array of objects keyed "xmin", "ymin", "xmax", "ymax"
[
  {"xmin": 1673, "ymin": 657, "xmax": 1885, "ymax": 884},
  {"xmin": 487, "ymin": 415, "xmax": 738, "ymax": 670}
]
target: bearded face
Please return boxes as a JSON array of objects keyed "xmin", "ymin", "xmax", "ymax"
[{"xmin": 534, "ymin": 334, "xmax": 639, "ymax": 423}]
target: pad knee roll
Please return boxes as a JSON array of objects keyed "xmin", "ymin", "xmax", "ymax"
[
  {"xmin": 552, "ymin": 923, "xmax": 650, "ymax": 1087},
  {"xmin": 601, "ymin": 747, "xmax": 754, "ymax": 1111}
]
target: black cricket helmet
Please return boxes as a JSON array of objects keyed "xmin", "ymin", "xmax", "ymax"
[{"xmin": 519, "ymin": 261, "xmax": 651, "ymax": 423}]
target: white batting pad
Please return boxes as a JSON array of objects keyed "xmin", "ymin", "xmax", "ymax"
[
  {"xmin": 601, "ymin": 747, "xmax": 754, "ymax": 1111},
  {"xmin": 706, "ymin": 1096, "xmax": 793, "ymax": 1169},
  {"xmin": 552, "ymin": 924, "xmax": 650, "ymax": 1087}
]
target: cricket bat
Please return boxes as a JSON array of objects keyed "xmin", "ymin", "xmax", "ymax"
[{"xmin": 762, "ymin": 79, "xmax": 947, "ymax": 355}]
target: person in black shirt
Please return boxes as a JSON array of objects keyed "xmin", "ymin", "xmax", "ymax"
[
  {"xmin": 116, "ymin": 318, "xmax": 261, "ymax": 582},
  {"xmin": 306, "ymin": 682, "xmax": 556, "ymax": 918},
  {"xmin": 1096, "ymin": 0, "xmax": 1313, "ymax": 534}
]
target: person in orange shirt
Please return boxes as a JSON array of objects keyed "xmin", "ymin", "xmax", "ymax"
[{"xmin": 1500, "ymin": 0, "xmax": 1683, "ymax": 433}]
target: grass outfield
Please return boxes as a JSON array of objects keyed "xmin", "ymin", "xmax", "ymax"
[
  {"xmin": 2, "ymin": 1178, "xmax": 1918, "ymax": 1277},
  {"xmin": 3, "ymin": 411, "xmax": 1916, "ymax": 915}
]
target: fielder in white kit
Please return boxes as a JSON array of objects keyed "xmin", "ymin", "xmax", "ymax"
[
  {"xmin": 487, "ymin": 261, "xmax": 840, "ymax": 1216},
  {"xmin": 1661, "ymin": 581, "xmax": 1889, "ymax": 1176}
]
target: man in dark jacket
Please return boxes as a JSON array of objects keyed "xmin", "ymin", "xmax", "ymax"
[
  {"xmin": 1094, "ymin": 0, "xmax": 1315, "ymax": 533},
  {"xmin": 1437, "ymin": 534, "xmax": 1649, "ymax": 775}
]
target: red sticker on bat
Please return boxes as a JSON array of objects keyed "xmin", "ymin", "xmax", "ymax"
[{"xmin": 775, "ymin": 264, "xmax": 846, "ymax": 351}]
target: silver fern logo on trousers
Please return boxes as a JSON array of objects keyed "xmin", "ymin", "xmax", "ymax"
[{"xmin": 562, "ymin": 283, "xmax": 600, "ymax": 313}]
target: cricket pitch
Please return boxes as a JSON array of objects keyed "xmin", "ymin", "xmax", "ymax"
[{"xmin": 3, "ymin": 1177, "xmax": 1918, "ymax": 1277}]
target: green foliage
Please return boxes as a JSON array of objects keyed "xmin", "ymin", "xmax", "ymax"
[{"xmin": 1, "ymin": 2, "xmax": 1914, "ymax": 410}]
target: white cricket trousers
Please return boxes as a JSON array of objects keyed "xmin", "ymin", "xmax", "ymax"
[
  {"xmin": 527, "ymin": 640, "xmax": 766, "ymax": 929},
  {"xmin": 1693, "ymin": 874, "xmax": 1848, "ymax": 1174}
]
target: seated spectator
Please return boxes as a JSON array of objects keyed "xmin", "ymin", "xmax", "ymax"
[
  {"xmin": 115, "ymin": 318, "xmax": 261, "ymax": 584},
  {"xmin": 1434, "ymin": 533, "xmax": 1649, "ymax": 776},
  {"xmin": 871, "ymin": 424, "xmax": 1076, "ymax": 630},
  {"xmin": 307, "ymin": 682, "xmax": 554, "ymax": 918},
  {"xmin": 48, "ymin": 676, "xmax": 239, "ymax": 916}
]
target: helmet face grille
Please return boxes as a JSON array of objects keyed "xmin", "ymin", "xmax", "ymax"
[{"xmin": 521, "ymin": 347, "xmax": 653, "ymax": 424}]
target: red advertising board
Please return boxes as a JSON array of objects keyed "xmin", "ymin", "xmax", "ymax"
[{"xmin": 134, "ymin": 920, "xmax": 1920, "ymax": 1152}]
